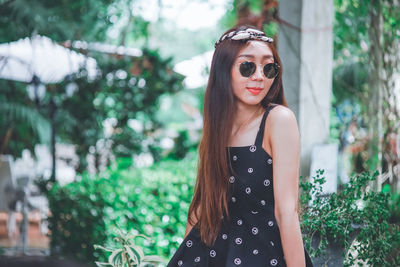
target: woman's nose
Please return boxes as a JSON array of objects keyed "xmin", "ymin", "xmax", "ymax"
[{"xmin": 251, "ymin": 65, "xmax": 264, "ymax": 81}]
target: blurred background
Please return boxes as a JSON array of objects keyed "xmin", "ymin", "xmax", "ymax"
[{"xmin": 0, "ymin": 0, "xmax": 399, "ymax": 266}]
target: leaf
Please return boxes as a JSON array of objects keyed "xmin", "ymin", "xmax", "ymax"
[
  {"xmin": 95, "ymin": 261, "xmax": 111, "ymax": 267},
  {"xmin": 94, "ymin": 244, "xmax": 115, "ymax": 252},
  {"xmin": 133, "ymin": 234, "xmax": 152, "ymax": 243},
  {"xmin": 142, "ymin": 255, "xmax": 165, "ymax": 263},
  {"xmin": 128, "ymin": 244, "xmax": 145, "ymax": 260},
  {"xmin": 124, "ymin": 245, "xmax": 140, "ymax": 265},
  {"xmin": 108, "ymin": 249, "xmax": 123, "ymax": 266},
  {"xmin": 0, "ymin": 102, "xmax": 51, "ymax": 143}
]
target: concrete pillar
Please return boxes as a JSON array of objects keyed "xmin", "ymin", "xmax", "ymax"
[{"xmin": 277, "ymin": 0, "xmax": 334, "ymax": 178}]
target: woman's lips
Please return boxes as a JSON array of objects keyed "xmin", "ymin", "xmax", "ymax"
[{"xmin": 247, "ymin": 87, "xmax": 263, "ymax": 95}]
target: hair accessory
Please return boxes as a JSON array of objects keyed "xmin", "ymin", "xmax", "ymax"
[{"xmin": 214, "ymin": 28, "xmax": 274, "ymax": 48}]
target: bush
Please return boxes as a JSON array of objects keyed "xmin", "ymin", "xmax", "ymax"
[
  {"xmin": 46, "ymin": 149, "xmax": 198, "ymax": 263},
  {"xmin": 300, "ymin": 169, "xmax": 400, "ymax": 267},
  {"xmin": 47, "ymin": 177, "xmax": 108, "ymax": 263}
]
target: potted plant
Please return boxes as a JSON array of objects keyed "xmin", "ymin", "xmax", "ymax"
[{"xmin": 300, "ymin": 169, "xmax": 400, "ymax": 266}]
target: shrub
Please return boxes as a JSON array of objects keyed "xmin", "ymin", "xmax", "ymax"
[
  {"xmin": 300, "ymin": 169, "xmax": 400, "ymax": 266},
  {"xmin": 47, "ymin": 177, "xmax": 108, "ymax": 263},
  {"xmin": 46, "ymin": 149, "xmax": 198, "ymax": 263}
]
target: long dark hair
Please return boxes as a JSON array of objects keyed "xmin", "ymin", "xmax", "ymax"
[{"xmin": 187, "ymin": 25, "xmax": 288, "ymax": 246}]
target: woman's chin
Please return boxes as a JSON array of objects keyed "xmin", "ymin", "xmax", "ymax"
[{"xmin": 236, "ymin": 97, "xmax": 264, "ymax": 106}]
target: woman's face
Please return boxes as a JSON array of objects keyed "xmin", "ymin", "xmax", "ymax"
[{"xmin": 231, "ymin": 41, "xmax": 276, "ymax": 106}]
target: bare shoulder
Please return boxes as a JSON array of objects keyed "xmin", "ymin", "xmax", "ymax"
[
  {"xmin": 263, "ymin": 104, "xmax": 299, "ymax": 153},
  {"xmin": 267, "ymin": 104, "xmax": 298, "ymax": 128}
]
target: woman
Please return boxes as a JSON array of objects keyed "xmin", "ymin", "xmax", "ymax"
[{"xmin": 167, "ymin": 25, "xmax": 313, "ymax": 267}]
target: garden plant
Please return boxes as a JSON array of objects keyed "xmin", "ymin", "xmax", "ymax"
[
  {"xmin": 300, "ymin": 169, "xmax": 400, "ymax": 266},
  {"xmin": 94, "ymin": 228, "xmax": 164, "ymax": 267}
]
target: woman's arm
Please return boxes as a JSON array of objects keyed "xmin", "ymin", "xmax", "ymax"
[{"xmin": 267, "ymin": 106, "xmax": 306, "ymax": 267}]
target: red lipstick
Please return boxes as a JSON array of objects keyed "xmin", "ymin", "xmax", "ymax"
[{"xmin": 247, "ymin": 87, "xmax": 263, "ymax": 95}]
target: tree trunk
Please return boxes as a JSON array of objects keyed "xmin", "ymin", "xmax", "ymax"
[{"xmin": 368, "ymin": 0, "xmax": 384, "ymax": 190}]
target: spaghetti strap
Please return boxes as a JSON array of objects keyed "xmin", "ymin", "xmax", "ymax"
[{"xmin": 254, "ymin": 104, "xmax": 278, "ymax": 147}]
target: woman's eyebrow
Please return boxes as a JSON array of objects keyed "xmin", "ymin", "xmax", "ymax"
[{"xmin": 237, "ymin": 54, "xmax": 273, "ymax": 59}]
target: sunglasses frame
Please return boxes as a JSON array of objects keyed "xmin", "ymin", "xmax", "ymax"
[{"xmin": 239, "ymin": 61, "xmax": 280, "ymax": 79}]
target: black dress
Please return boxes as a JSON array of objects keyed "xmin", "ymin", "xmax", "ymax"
[{"xmin": 167, "ymin": 104, "xmax": 313, "ymax": 267}]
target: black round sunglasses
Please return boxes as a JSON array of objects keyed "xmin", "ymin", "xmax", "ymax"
[{"xmin": 239, "ymin": 61, "xmax": 280, "ymax": 79}]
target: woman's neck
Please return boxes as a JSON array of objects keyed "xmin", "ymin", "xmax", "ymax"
[
  {"xmin": 234, "ymin": 103, "xmax": 264, "ymax": 127},
  {"xmin": 231, "ymin": 103, "xmax": 264, "ymax": 137}
]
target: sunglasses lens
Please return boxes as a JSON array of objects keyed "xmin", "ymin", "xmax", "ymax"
[
  {"xmin": 239, "ymin": 61, "xmax": 256, "ymax": 77},
  {"xmin": 263, "ymin": 63, "xmax": 278, "ymax": 79}
]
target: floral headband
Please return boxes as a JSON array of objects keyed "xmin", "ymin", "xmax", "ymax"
[{"xmin": 214, "ymin": 28, "xmax": 274, "ymax": 48}]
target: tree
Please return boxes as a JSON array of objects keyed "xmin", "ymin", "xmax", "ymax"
[
  {"xmin": 0, "ymin": 0, "xmax": 185, "ymax": 174},
  {"xmin": 334, "ymin": 0, "xmax": 400, "ymax": 190},
  {"xmin": 0, "ymin": 0, "xmax": 113, "ymax": 43},
  {"xmin": 56, "ymin": 48, "xmax": 184, "ymax": 172}
]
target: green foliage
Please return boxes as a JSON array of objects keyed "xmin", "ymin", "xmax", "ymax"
[
  {"xmin": 382, "ymin": 184, "xmax": 400, "ymax": 224},
  {"xmin": 0, "ymin": 1, "xmax": 185, "ymax": 167},
  {"xmin": 0, "ymin": 0, "xmax": 113, "ymax": 43},
  {"xmin": 47, "ymin": 177, "xmax": 108, "ymax": 263},
  {"xmin": 94, "ymin": 228, "xmax": 164, "ymax": 267},
  {"xmin": 262, "ymin": 22, "xmax": 279, "ymax": 38},
  {"xmin": 46, "ymin": 150, "xmax": 198, "ymax": 263},
  {"xmin": 166, "ymin": 130, "xmax": 197, "ymax": 160},
  {"xmin": 329, "ymin": 61, "xmax": 367, "ymax": 145},
  {"xmin": 0, "ymin": 80, "xmax": 48, "ymax": 156},
  {"xmin": 0, "ymin": 46, "xmax": 184, "ymax": 169},
  {"xmin": 334, "ymin": 0, "xmax": 370, "ymax": 61},
  {"xmin": 332, "ymin": 61, "xmax": 368, "ymax": 104},
  {"xmin": 332, "ymin": 0, "xmax": 400, "ymax": 173},
  {"xmin": 55, "ymin": 48, "xmax": 184, "ymax": 171},
  {"xmin": 219, "ymin": 0, "xmax": 276, "ymax": 33},
  {"xmin": 300, "ymin": 169, "xmax": 400, "ymax": 266},
  {"xmin": 0, "ymin": 102, "xmax": 51, "ymax": 143}
]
